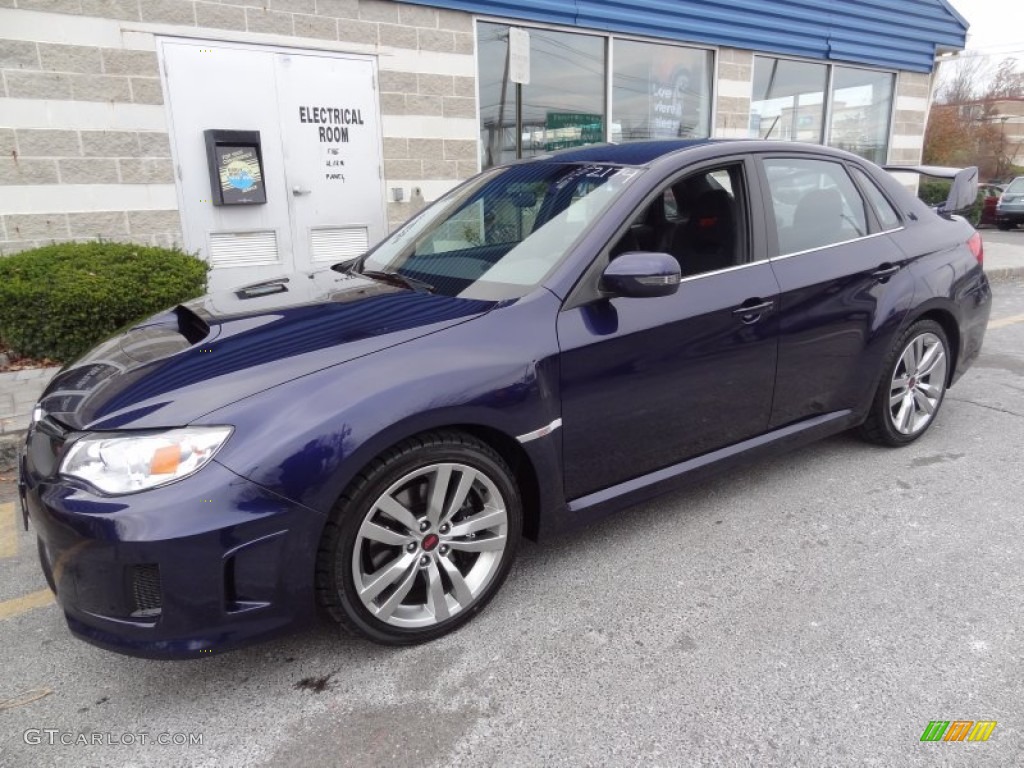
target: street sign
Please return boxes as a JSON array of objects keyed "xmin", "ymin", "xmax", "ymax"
[{"xmin": 509, "ymin": 27, "xmax": 530, "ymax": 85}]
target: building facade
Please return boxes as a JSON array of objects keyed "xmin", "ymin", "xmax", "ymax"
[{"xmin": 0, "ymin": 0, "xmax": 967, "ymax": 289}]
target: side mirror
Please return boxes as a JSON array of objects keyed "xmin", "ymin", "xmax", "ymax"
[
  {"xmin": 939, "ymin": 166, "xmax": 979, "ymax": 214},
  {"xmin": 600, "ymin": 251, "xmax": 681, "ymax": 298}
]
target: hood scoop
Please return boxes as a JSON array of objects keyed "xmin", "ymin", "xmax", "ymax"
[{"xmin": 173, "ymin": 304, "xmax": 211, "ymax": 344}]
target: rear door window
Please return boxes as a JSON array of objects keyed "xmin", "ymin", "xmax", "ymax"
[{"xmin": 762, "ymin": 158, "xmax": 868, "ymax": 255}]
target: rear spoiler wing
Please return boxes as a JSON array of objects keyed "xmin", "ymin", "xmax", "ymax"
[{"xmin": 883, "ymin": 164, "xmax": 979, "ymax": 215}]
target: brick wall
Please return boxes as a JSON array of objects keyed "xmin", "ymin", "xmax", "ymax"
[{"xmin": 0, "ymin": 0, "xmax": 479, "ymax": 255}]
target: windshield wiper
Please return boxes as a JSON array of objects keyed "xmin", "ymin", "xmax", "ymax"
[{"xmin": 358, "ymin": 269, "xmax": 435, "ymax": 294}]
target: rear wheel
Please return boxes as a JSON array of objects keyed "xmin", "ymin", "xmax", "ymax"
[
  {"xmin": 315, "ymin": 431, "xmax": 521, "ymax": 645},
  {"xmin": 996, "ymin": 220, "xmax": 1012, "ymax": 231},
  {"xmin": 859, "ymin": 320, "xmax": 950, "ymax": 446}
]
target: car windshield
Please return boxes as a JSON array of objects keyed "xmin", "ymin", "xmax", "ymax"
[
  {"xmin": 1006, "ymin": 177, "xmax": 1024, "ymax": 194},
  {"xmin": 357, "ymin": 162, "xmax": 644, "ymax": 300}
]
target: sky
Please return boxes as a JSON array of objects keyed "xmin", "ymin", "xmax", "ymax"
[{"xmin": 949, "ymin": 0, "xmax": 1024, "ymax": 65}]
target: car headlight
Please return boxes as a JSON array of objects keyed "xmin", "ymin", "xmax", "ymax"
[{"xmin": 60, "ymin": 426, "xmax": 233, "ymax": 494}]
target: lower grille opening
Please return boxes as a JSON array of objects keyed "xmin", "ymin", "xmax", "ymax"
[{"xmin": 129, "ymin": 564, "xmax": 162, "ymax": 619}]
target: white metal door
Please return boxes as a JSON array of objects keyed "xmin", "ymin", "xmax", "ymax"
[
  {"xmin": 275, "ymin": 53, "xmax": 386, "ymax": 269},
  {"xmin": 160, "ymin": 40, "xmax": 385, "ymax": 291}
]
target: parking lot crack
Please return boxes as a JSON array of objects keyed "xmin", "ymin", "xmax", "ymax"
[{"xmin": 947, "ymin": 396, "xmax": 1024, "ymax": 419}]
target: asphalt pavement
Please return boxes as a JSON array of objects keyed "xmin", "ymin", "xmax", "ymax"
[
  {"xmin": 1, "ymin": 278, "xmax": 1023, "ymax": 767},
  {"xmin": 981, "ymin": 227, "xmax": 1024, "ymax": 278}
]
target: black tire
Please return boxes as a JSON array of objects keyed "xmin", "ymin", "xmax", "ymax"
[
  {"xmin": 37, "ymin": 538, "xmax": 56, "ymax": 594},
  {"xmin": 315, "ymin": 430, "xmax": 522, "ymax": 645},
  {"xmin": 996, "ymin": 221, "xmax": 1011, "ymax": 231},
  {"xmin": 859, "ymin": 319, "xmax": 950, "ymax": 446}
]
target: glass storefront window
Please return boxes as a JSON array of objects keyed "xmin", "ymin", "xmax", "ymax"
[
  {"xmin": 478, "ymin": 22, "xmax": 605, "ymax": 169},
  {"xmin": 476, "ymin": 24, "xmax": 898, "ymax": 171},
  {"xmin": 750, "ymin": 57, "xmax": 827, "ymax": 143},
  {"xmin": 827, "ymin": 67, "xmax": 895, "ymax": 165},
  {"xmin": 611, "ymin": 39, "xmax": 712, "ymax": 142}
]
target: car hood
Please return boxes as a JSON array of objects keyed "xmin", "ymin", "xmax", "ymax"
[{"xmin": 37, "ymin": 269, "xmax": 495, "ymax": 431}]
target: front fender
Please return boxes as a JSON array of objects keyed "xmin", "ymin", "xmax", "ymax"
[{"xmin": 199, "ymin": 290, "xmax": 564, "ymax": 519}]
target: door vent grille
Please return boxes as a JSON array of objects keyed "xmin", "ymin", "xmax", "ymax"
[
  {"xmin": 310, "ymin": 226, "xmax": 369, "ymax": 263},
  {"xmin": 209, "ymin": 230, "xmax": 279, "ymax": 268}
]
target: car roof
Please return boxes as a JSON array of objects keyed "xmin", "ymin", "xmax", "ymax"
[
  {"xmin": 532, "ymin": 140, "xmax": 717, "ymax": 166},
  {"xmin": 529, "ymin": 139, "xmax": 869, "ymax": 168}
]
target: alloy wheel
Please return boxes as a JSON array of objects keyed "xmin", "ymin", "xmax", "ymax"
[
  {"xmin": 888, "ymin": 331, "xmax": 947, "ymax": 436},
  {"xmin": 351, "ymin": 462, "xmax": 509, "ymax": 628}
]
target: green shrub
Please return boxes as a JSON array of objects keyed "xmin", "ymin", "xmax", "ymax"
[
  {"xmin": 918, "ymin": 180, "xmax": 951, "ymax": 207},
  {"xmin": 0, "ymin": 241, "xmax": 208, "ymax": 362}
]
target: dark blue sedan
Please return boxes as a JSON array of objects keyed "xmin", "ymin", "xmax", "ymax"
[{"xmin": 19, "ymin": 140, "xmax": 991, "ymax": 657}]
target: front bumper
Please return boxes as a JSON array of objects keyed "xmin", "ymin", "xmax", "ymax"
[{"xmin": 21, "ymin": 428, "xmax": 326, "ymax": 659}]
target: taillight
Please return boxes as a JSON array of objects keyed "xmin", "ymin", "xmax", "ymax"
[{"xmin": 967, "ymin": 231, "xmax": 983, "ymax": 267}]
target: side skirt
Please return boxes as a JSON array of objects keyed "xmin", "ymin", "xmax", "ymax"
[{"xmin": 540, "ymin": 410, "xmax": 858, "ymax": 538}]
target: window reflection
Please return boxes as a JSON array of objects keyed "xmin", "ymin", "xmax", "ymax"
[
  {"xmin": 611, "ymin": 39, "xmax": 712, "ymax": 142},
  {"xmin": 364, "ymin": 163, "xmax": 642, "ymax": 300},
  {"xmin": 478, "ymin": 22, "xmax": 605, "ymax": 169},
  {"xmin": 750, "ymin": 57, "xmax": 827, "ymax": 142},
  {"xmin": 828, "ymin": 67, "xmax": 895, "ymax": 164}
]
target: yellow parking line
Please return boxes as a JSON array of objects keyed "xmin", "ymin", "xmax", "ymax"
[
  {"xmin": 988, "ymin": 313, "xmax": 1024, "ymax": 330},
  {"xmin": 0, "ymin": 589, "xmax": 54, "ymax": 620},
  {"xmin": 0, "ymin": 502, "xmax": 17, "ymax": 559}
]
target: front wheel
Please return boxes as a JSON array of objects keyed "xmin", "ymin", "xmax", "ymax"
[
  {"xmin": 315, "ymin": 431, "xmax": 522, "ymax": 645},
  {"xmin": 859, "ymin": 320, "xmax": 950, "ymax": 446}
]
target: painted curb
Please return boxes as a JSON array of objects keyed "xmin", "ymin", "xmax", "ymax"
[{"xmin": 986, "ymin": 266, "xmax": 1024, "ymax": 283}]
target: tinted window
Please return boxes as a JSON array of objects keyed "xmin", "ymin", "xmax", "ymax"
[
  {"xmin": 850, "ymin": 166, "xmax": 901, "ymax": 230},
  {"xmin": 763, "ymin": 158, "xmax": 868, "ymax": 255}
]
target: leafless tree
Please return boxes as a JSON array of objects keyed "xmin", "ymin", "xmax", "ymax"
[
  {"xmin": 926, "ymin": 56, "xmax": 1024, "ymax": 180},
  {"xmin": 935, "ymin": 54, "xmax": 991, "ymax": 105},
  {"xmin": 988, "ymin": 58, "xmax": 1024, "ymax": 100}
]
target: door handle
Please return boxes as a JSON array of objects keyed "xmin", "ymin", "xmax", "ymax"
[
  {"xmin": 732, "ymin": 299, "xmax": 774, "ymax": 323},
  {"xmin": 733, "ymin": 299, "xmax": 774, "ymax": 315},
  {"xmin": 871, "ymin": 263, "xmax": 900, "ymax": 279},
  {"xmin": 292, "ymin": 186, "xmax": 311, "ymax": 196}
]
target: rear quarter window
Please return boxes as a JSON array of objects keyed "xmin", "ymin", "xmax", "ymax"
[{"xmin": 850, "ymin": 166, "xmax": 901, "ymax": 231}]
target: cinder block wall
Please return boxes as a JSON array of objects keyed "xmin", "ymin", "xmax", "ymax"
[
  {"xmin": 888, "ymin": 71, "xmax": 932, "ymax": 165},
  {"xmin": 0, "ymin": 0, "xmax": 479, "ymax": 256},
  {"xmin": 714, "ymin": 48, "xmax": 753, "ymax": 139}
]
